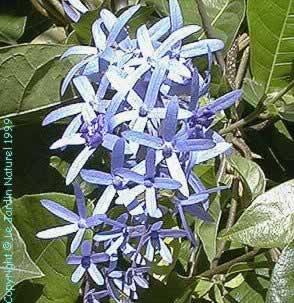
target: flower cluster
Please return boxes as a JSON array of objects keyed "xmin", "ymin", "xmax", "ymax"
[{"xmin": 38, "ymin": 0, "xmax": 241, "ymax": 302}]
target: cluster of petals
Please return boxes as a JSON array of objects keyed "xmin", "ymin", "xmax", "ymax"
[{"xmin": 38, "ymin": 0, "xmax": 242, "ymax": 302}]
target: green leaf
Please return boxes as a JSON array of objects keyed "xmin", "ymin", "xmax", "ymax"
[
  {"xmin": 0, "ymin": 44, "xmax": 75, "ymax": 121},
  {"xmin": 242, "ymin": 78, "xmax": 265, "ymax": 108},
  {"xmin": 147, "ymin": 0, "xmax": 246, "ymax": 53},
  {"xmin": 194, "ymin": 279, "xmax": 214, "ymax": 298},
  {"xmin": 279, "ymin": 103, "xmax": 294, "ymax": 122},
  {"xmin": 248, "ymin": 0, "xmax": 294, "ymax": 93},
  {"xmin": 0, "ymin": 209, "xmax": 44, "ymax": 299},
  {"xmin": 222, "ymin": 179, "xmax": 294, "ymax": 248},
  {"xmin": 31, "ymin": 27, "xmax": 67, "ymax": 44},
  {"xmin": 227, "ymin": 154, "xmax": 266, "ymax": 204},
  {"xmin": 12, "ymin": 193, "xmax": 81, "ymax": 303},
  {"xmin": 225, "ymin": 272, "xmax": 269, "ymax": 303},
  {"xmin": 272, "ymin": 120, "xmax": 294, "ymax": 161},
  {"xmin": 0, "ymin": 15, "xmax": 27, "ymax": 44},
  {"xmin": 266, "ymin": 242, "xmax": 294, "ymax": 303}
]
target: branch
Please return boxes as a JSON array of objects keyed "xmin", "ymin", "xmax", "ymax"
[
  {"xmin": 195, "ymin": 0, "xmax": 226, "ymax": 73},
  {"xmin": 199, "ymin": 248, "xmax": 261, "ymax": 278},
  {"xmin": 211, "ymin": 178, "xmax": 239, "ymax": 269}
]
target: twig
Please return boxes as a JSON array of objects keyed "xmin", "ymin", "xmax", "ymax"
[
  {"xmin": 220, "ymin": 95, "xmax": 267, "ymax": 135},
  {"xmin": 235, "ymin": 46, "xmax": 250, "ymax": 89},
  {"xmin": 195, "ymin": 0, "xmax": 226, "ymax": 73},
  {"xmin": 83, "ymin": 274, "xmax": 90, "ymax": 302},
  {"xmin": 221, "ymin": 78, "xmax": 294, "ymax": 135},
  {"xmin": 216, "ymin": 155, "xmax": 226, "ymax": 184},
  {"xmin": 211, "ymin": 178, "xmax": 239, "ymax": 268},
  {"xmin": 200, "ymin": 248, "xmax": 261, "ymax": 278}
]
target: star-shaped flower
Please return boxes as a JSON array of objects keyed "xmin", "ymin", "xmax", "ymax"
[
  {"xmin": 123, "ymin": 97, "xmax": 215, "ymax": 195},
  {"xmin": 67, "ymin": 240, "xmax": 109, "ymax": 285},
  {"xmin": 37, "ymin": 183, "xmax": 104, "ymax": 253}
]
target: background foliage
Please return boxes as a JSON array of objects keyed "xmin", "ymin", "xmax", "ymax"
[{"xmin": 0, "ymin": 0, "xmax": 294, "ymax": 302}]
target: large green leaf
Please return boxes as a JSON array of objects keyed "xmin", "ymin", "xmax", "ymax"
[
  {"xmin": 248, "ymin": 0, "xmax": 294, "ymax": 93},
  {"xmin": 0, "ymin": 44, "xmax": 75, "ymax": 121},
  {"xmin": 0, "ymin": 209, "xmax": 43, "ymax": 299},
  {"xmin": 0, "ymin": 15, "xmax": 27, "ymax": 44},
  {"xmin": 266, "ymin": 242, "xmax": 294, "ymax": 303},
  {"xmin": 225, "ymin": 272, "xmax": 269, "ymax": 303},
  {"xmin": 227, "ymin": 154, "xmax": 266, "ymax": 204},
  {"xmin": 146, "ymin": 0, "xmax": 245, "ymax": 53},
  {"xmin": 12, "ymin": 193, "xmax": 81, "ymax": 303},
  {"xmin": 222, "ymin": 179, "xmax": 294, "ymax": 248}
]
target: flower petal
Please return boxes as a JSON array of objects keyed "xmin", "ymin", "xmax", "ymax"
[
  {"xmin": 145, "ymin": 187, "xmax": 161, "ymax": 218},
  {"xmin": 166, "ymin": 153, "xmax": 189, "ymax": 196},
  {"xmin": 170, "ymin": 0, "xmax": 183, "ymax": 32},
  {"xmin": 71, "ymin": 264, "xmax": 86, "ymax": 283},
  {"xmin": 145, "ymin": 148, "xmax": 156, "ymax": 179},
  {"xmin": 175, "ymin": 139, "xmax": 215, "ymax": 152},
  {"xmin": 122, "ymin": 131, "xmax": 163, "ymax": 149},
  {"xmin": 155, "ymin": 25, "xmax": 201, "ymax": 57},
  {"xmin": 180, "ymin": 39, "xmax": 224, "ymax": 58},
  {"xmin": 70, "ymin": 228, "xmax": 85, "ymax": 253},
  {"xmin": 93, "ymin": 185, "xmax": 116, "ymax": 215},
  {"xmin": 149, "ymin": 17, "xmax": 171, "ymax": 42},
  {"xmin": 106, "ymin": 5, "xmax": 140, "ymax": 46},
  {"xmin": 153, "ymin": 177, "xmax": 181, "ymax": 190},
  {"xmin": 81, "ymin": 170, "xmax": 113, "ymax": 185},
  {"xmin": 137, "ymin": 24, "xmax": 154, "ymax": 58},
  {"xmin": 163, "ymin": 97, "xmax": 179, "ymax": 142},
  {"xmin": 41, "ymin": 199, "xmax": 79, "ymax": 222},
  {"xmin": 115, "ymin": 168, "xmax": 144, "ymax": 184},
  {"xmin": 73, "ymin": 182, "xmax": 86, "ymax": 218},
  {"xmin": 88, "ymin": 264, "xmax": 105, "ymax": 285},
  {"xmin": 145, "ymin": 240, "xmax": 155, "ymax": 262},
  {"xmin": 42, "ymin": 103, "xmax": 84, "ymax": 126},
  {"xmin": 50, "ymin": 134, "xmax": 85, "ymax": 150},
  {"xmin": 111, "ymin": 138, "xmax": 125, "ymax": 172},
  {"xmin": 144, "ymin": 59, "xmax": 168, "ymax": 109},
  {"xmin": 73, "ymin": 76, "xmax": 95, "ymax": 104},
  {"xmin": 66, "ymin": 147, "xmax": 96, "ymax": 185},
  {"xmin": 36, "ymin": 223, "xmax": 78, "ymax": 239},
  {"xmin": 159, "ymin": 239, "xmax": 173, "ymax": 264},
  {"xmin": 61, "ymin": 46, "xmax": 97, "ymax": 59},
  {"xmin": 92, "ymin": 19, "xmax": 106, "ymax": 50}
]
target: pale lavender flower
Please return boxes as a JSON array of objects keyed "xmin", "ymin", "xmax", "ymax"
[
  {"xmin": 123, "ymin": 97, "xmax": 215, "ymax": 196},
  {"xmin": 108, "ymin": 267, "xmax": 149, "ymax": 301},
  {"xmin": 94, "ymin": 214, "xmax": 146, "ymax": 258},
  {"xmin": 116, "ymin": 149, "xmax": 181, "ymax": 218},
  {"xmin": 81, "ymin": 139, "xmax": 143, "ymax": 215},
  {"xmin": 62, "ymin": 0, "xmax": 88, "ymax": 22},
  {"xmin": 141, "ymin": 221, "xmax": 187, "ymax": 264},
  {"xmin": 67, "ymin": 240, "xmax": 109, "ymax": 285},
  {"xmin": 37, "ymin": 183, "xmax": 104, "ymax": 253}
]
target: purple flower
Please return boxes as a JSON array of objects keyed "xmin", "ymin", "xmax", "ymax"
[
  {"xmin": 62, "ymin": 0, "xmax": 88, "ymax": 22},
  {"xmin": 108, "ymin": 267, "xmax": 149, "ymax": 301},
  {"xmin": 116, "ymin": 149, "xmax": 181, "ymax": 218},
  {"xmin": 81, "ymin": 139, "xmax": 143, "ymax": 215},
  {"xmin": 123, "ymin": 97, "xmax": 215, "ymax": 196},
  {"xmin": 94, "ymin": 214, "xmax": 146, "ymax": 258},
  {"xmin": 141, "ymin": 221, "xmax": 187, "ymax": 264},
  {"xmin": 67, "ymin": 240, "xmax": 109, "ymax": 285},
  {"xmin": 37, "ymin": 183, "xmax": 104, "ymax": 253}
]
